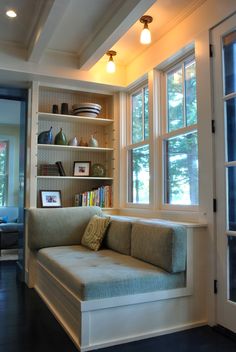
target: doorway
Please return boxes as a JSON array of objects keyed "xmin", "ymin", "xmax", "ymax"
[
  {"xmin": 212, "ymin": 14, "xmax": 236, "ymax": 332},
  {"xmin": 0, "ymin": 87, "xmax": 27, "ymax": 279}
]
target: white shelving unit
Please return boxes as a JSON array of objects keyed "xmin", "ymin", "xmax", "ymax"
[
  {"xmin": 37, "ymin": 143, "xmax": 113, "ymax": 152},
  {"xmin": 38, "ymin": 112, "xmax": 114, "ymax": 125},
  {"xmin": 37, "ymin": 176, "xmax": 113, "ymax": 180},
  {"xmin": 32, "ymin": 84, "xmax": 115, "ymax": 208}
]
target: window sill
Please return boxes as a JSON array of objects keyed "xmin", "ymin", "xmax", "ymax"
[{"xmin": 114, "ymin": 207, "xmax": 207, "ymax": 225}]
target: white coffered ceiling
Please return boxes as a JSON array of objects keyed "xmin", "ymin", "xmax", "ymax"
[{"xmin": 0, "ymin": 0, "xmax": 206, "ymax": 77}]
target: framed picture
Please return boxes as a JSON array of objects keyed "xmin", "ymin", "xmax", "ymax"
[
  {"xmin": 40, "ymin": 190, "xmax": 62, "ymax": 208},
  {"xmin": 73, "ymin": 161, "xmax": 91, "ymax": 177}
]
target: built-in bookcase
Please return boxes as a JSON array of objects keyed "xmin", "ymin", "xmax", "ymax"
[{"xmin": 32, "ymin": 85, "xmax": 116, "ymax": 208}]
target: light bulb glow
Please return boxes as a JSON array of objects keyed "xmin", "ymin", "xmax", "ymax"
[
  {"xmin": 6, "ymin": 10, "xmax": 17, "ymax": 18},
  {"xmin": 107, "ymin": 57, "xmax": 116, "ymax": 73},
  {"xmin": 140, "ymin": 27, "xmax": 151, "ymax": 44}
]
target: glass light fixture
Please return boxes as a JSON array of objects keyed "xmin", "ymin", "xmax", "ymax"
[
  {"xmin": 140, "ymin": 15, "xmax": 153, "ymax": 45},
  {"xmin": 6, "ymin": 9, "xmax": 17, "ymax": 18},
  {"xmin": 106, "ymin": 50, "xmax": 116, "ymax": 73}
]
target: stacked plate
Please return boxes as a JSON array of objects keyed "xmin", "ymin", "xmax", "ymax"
[{"xmin": 72, "ymin": 103, "xmax": 101, "ymax": 118}]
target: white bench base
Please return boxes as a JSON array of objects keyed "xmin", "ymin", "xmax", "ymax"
[{"xmin": 28, "ymin": 227, "xmax": 207, "ymax": 351}]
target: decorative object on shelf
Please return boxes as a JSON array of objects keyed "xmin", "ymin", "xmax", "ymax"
[
  {"xmin": 72, "ymin": 103, "xmax": 101, "ymax": 118},
  {"xmin": 38, "ymin": 126, "xmax": 53, "ymax": 144},
  {"xmin": 88, "ymin": 135, "xmax": 98, "ymax": 147},
  {"xmin": 52, "ymin": 104, "xmax": 59, "ymax": 114},
  {"xmin": 61, "ymin": 102, "xmax": 69, "ymax": 115},
  {"xmin": 54, "ymin": 128, "xmax": 67, "ymax": 145},
  {"xmin": 91, "ymin": 163, "xmax": 105, "ymax": 177},
  {"xmin": 55, "ymin": 161, "xmax": 66, "ymax": 176},
  {"xmin": 73, "ymin": 161, "xmax": 91, "ymax": 177},
  {"xmin": 79, "ymin": 137, "xmax": 88, "ymax": 147},
  {"xmin": 40, "ymin": 190, "xmax": 62, "ymax": 208},
  {"xmin": 68, "ymin": 136, "xmax": 78, "ymax": 146}
]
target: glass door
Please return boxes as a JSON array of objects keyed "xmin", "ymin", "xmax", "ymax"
[{"xmin": 212, "ymin": 14, "xmax": 236, "ymax": 332}]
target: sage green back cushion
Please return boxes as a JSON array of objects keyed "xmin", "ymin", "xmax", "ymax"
[
  {"xmin": 28, "ymin": 206, "xmax": 103, "ymax": 250},
  {"xmin": 104, "ymin": 219, "xmax": 132, "ymax": 255},
  {"xmin": 131, "ymin": 222, "xmax": 187, "ymax": 273}
]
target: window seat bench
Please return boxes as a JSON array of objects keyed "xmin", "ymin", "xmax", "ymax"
[{"xmin": 27, "ymin": 206, "xmax": 207, "ymax": 351}]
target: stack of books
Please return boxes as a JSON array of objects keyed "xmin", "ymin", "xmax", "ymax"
[
  {"xmin": 39, "ymin": 161, "xmax": 66, "ymax": 176},
  {"xmin": 75, "ymin": 185, "xmax": 112, "ymax": 208}
]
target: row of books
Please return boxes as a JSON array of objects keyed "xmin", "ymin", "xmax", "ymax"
[
  {"xmin": 74, "ymin": 185, "xmax": 112, "ymax": 208},
  {"xmin": 39, "ymin": 162, "xmax": 66, "ymax": 176}
]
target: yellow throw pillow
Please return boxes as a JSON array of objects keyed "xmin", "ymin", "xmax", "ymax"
[{"xmin": 81, "ymin": 215, "xmax": 110, "ymax": 251}]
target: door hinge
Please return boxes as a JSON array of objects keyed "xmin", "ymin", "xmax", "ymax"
[
  {"xmin": 214, "ymin": 279, "xmax": 218, "ymax": 294},
  {"xmin": 211, "ymin": 119, "xmax": 215, "ymax": 133},
  {"xmin": 213, "ymin": 198, "xmax": 217, "ymax": 212},
  {"xmin": 210, "ymin": 44, "xmax": 214, "ymax": 58}
]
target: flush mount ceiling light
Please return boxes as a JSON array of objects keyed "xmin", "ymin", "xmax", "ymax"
[
  {"xmin": 6, "ymin": 9, "xmax": 17, "ymax": 18},
  {"xmin": 106, "ymin": 50, "xmax": 116, "ymax": 73},
  {"xmin": 140, "ymin": 15, "xmax": 153, "ymax": 45}
]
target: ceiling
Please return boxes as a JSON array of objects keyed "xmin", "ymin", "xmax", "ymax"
[{"xmin": 0, "ymin": 0, "xmax": 206, "ymax": 70}]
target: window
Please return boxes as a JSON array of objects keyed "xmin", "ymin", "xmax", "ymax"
[
  {"xmin": 127, "ymin": 85, "xmax": 150, "ymax": 204},
  {"xmin": 0, "ymin": 141, "xmax": 8, "ymax": 206},
  {"xmin": 162, "ymin": 57, "xmax": 199, "ymax": 206}
]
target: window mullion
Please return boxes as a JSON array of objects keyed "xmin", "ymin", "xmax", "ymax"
[
  {"xmin": 142, "ymin": 87, "xmax": 145, "ymax": 140},
  {"xmin": 182, "ymin": 62, "xmax": 187, "ymax": 127}
]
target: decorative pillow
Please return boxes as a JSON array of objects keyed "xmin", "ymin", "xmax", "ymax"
[
  {"xmin": 81, "ymin": 215, "xmax": 110, "ymax": 251},
  {"xmin": 0, "ymin": 216, "xmax": 8, "ymax": 224}
]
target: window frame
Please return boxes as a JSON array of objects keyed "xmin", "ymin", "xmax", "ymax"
[
  {"xmin": 126, "ymin": 82, "xmax": 151, "ymax": 207},
  {"xmin": 0, "ymin": 140, "xmax": 9, "ymax": 206},
  {"xmin": 160, "ymin": 54, "xmax": 199, "ymax": 211}
]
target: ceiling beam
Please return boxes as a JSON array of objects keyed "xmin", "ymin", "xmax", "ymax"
[
  {"xmin": 78, "ymin": 0, "xmax": 156, "ymax": 70},
  {"xmin": 27, "ymin": 0, "xmax": 71, "ymax": 63}
]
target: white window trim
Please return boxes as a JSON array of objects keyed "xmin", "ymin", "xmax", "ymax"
[
  {"xmin": 124, "ymin": 81, "xmax": 152, "ymax": 208},
  {"xmin": 160, "ymin": 55, "xmax": 199, "ymax": 211}
]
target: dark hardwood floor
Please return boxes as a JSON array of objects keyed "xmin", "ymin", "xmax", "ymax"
[{"xmin": 1, "ymin": 260, "xmax": 236, "ymax": 352}]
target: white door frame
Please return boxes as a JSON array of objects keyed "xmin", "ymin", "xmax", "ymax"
[{"xmin": 212, "ymin": 13, "xmax": 236, "ymax": 332}]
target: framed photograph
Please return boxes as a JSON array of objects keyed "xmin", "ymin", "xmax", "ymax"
[
  {"xmin": 40, "ymin": 190, "xmax": 62, "ymax": 208},
  {"xmin": 73, "ymin": 161, "xmax": 91, "ymax": 177}
]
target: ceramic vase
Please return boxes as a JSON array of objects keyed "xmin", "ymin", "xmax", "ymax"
[
  {"xmin": 68, "ymin": 136, "xmax": 78, "ymax": 146},
  {"xmin": 88, "ymin": 135, "xmax": 98, "ymax": 147},
  {"xmin": 54, "ymin": 128, "xmax": 67, "ymax": 145},
  {"xmin": 38, "ymin": 126, "xmax": 53, "ymax": 144},
  {"xmin": 79, "ymin": 138, "xmax": 88, "ymax": 147}
]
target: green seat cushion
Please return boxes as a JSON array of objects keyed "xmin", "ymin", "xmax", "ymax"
[
  {"xmin": 131, "ymin": 222, "xmax": 187, "ymax": 273},
  {"xmin": 37, "ymin": 245, "xmax": 186, "ymax": 301}
]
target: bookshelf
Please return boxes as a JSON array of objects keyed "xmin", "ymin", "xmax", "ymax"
[{"xmin": 35, "ymin": 85, "xmax": 115, "ymax": 208}]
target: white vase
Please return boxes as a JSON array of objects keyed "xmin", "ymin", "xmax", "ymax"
[
  {"xmin": 68, "ymin": 136, "xmax": 78, "ymax": 146},
  {"xmin": 88, "ymin": 135, "xmax": 98, "ymax": 147}
]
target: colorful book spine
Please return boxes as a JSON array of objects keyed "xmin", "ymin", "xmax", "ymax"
[{"xmin": 74, "ymin": 185, "xmax": 112, "ymax": 208}]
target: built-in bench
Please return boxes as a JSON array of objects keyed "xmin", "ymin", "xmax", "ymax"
[{"xmin": 27, "ymin": 206, "xmax": 207, "ymax": 351}]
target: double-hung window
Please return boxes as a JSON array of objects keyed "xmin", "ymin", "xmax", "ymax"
[
  {"xmin": 0, "ymin": 141, "xmax": 8, "ymax": 206},
  {"xmin": 162, "ymin": 57, "xmax": 199, "ymax": 206},
  {"xmin": 127, "ymin": 85, "xmax": 150, "ymax": 204}
]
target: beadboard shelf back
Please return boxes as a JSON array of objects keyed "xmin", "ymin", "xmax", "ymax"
[{"xmin": 34, "ymin": 84, "xmax": 115, "ymax": 209}]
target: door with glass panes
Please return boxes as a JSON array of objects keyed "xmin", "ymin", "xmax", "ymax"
[{"xmin": 212, "ymin": 14, "xmax": 236, "ymax": 332}]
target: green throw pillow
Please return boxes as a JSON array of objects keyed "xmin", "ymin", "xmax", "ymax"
[{"xmin": 81, "ymin": 215, "xmax": 110, "ymax": 251}]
